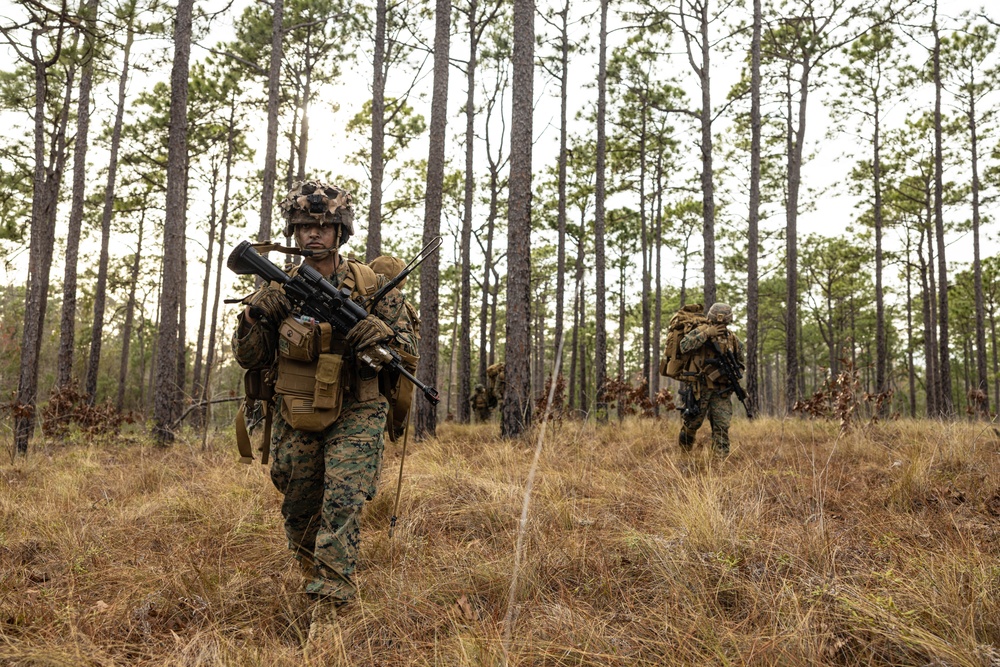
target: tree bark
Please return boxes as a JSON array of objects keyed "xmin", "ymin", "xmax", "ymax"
[
  {"xmin": 85, "ymin": 20, "xmax": 133, "ymax": 402},
  {"xmin": 117, "ymin": 210, "xmax": 145, "ymax": 411},
  {"xmin": 258, "ymin": 0, "xmax": 284, "ymax": 246},
  {"xmin": 153, "ymin": 0, "xmax": 194, "ymax": 443},
  {"xmin": 56, "ymin": 0, "xmax": 99, "ymax": 392},
  {"xmin": 15, "ymin": 17, "xmax": 69, "ymax": 454},
  {"xmin": 746, "ymin": 0, "xmax": 762, "ymax": 416},
  {"xmin": 593, "ymin": 0, "xmax": 609, "ymax": 423},
  {"xmin": 415, "ymin": 0, "xmax": 451, "ymax": 439},
  {"xmin": 501, "ymin": 0, "xmax": 534, "ymax": 437},
  {"xmin": 366, "ymin": 0, "xmax": 387, "ymax": 261},
  {"xmin": 931, "ymin": 3, "xmax": 953, "ymax": 416}
]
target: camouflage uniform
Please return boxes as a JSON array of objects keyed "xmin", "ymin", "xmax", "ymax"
[
  {"xmin": 677, "ymin": 304, "xmax": 745, "ymax": 456},
  {"xmin": 233, "ymin": 199, "xmax": 417, "ymax": 604},
  {"xmin": 469, "ymin": 386, "xmax": 492, "ymax": 423}
]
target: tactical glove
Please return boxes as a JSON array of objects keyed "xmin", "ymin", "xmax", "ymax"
[
  {"xmin": 347, "ymin": 314, "xmax": 394, "ymax": 369},
  {"xmin": 244, "ymin": 285, "xmax": 291, "ymax": 324},
  {"xmin": 699, "ymin": 323, "xmax": 725, "ymax": 339}
]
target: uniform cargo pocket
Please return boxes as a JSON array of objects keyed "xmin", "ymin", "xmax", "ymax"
[{"xmin": 313, "ymin": 353, "xmax": 344, "ymax": 410}]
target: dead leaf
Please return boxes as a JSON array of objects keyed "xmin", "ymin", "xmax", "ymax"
[{"xmin": 453, "ymin": 594, "xmax": 478, "ymax": 621}]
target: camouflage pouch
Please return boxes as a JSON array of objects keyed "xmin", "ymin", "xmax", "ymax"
[
  {"xmin": 244, "ymin": 367, "xmax": 275, "ymax": 402},
  {"xmin": 313, "ymin": 353, "xmax": 344, "ymax": 410},
  {"xmin": 278, "ymin": 317, "xmax": 318, "ymax": 362},
  {"xmin": 275, "ymin": 357, "xmax": 341, "ymax": 431}
]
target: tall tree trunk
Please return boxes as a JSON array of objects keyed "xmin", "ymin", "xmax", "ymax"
[
  {"xmin": 15, "ymin": 18, "xmax": 70, "ymax": 454},
  {"xmin": 296, "ymin": 44, "xmax": 312, "ymax": 180},
  {"xmin": 458, "ymin": 0, "xmax": 478, "ymax": 423},
  {"xmin": 746, "ymin": 0, "xmax": 761, "ymax": 415},
  {"xmin": 651, "ymin": 153, "xmax": 663, "ymax": 411},
  {"xmin": 366, "ymin": 0, "xmax": 387, "ymax": 261},
  {"xmin": 201, "ymin": 96, "xmax": 238, "ymax": 433},
  {"xmin": 478, "ymin": 168, "xmax": 499, "ymax": 384},
  {"xmin": 85, "ymin": 20, "xmax": 133, "ymax": 402},
  {"xmin": 969, "ymin": 93, "xmax": 988, "ymax": 414},
  {"xmin": 568, "ymin": 229, "xmax": 584, "ymax": 413},
  {"xmin": 117, "ymin": 211, "xmax": 145, "ymax": 411},
  {"xmin": 192, "ymin": 169, "xmax": 219, "ymax": 410},
  {"xmin": 502, "ymin": 0, "xmax": 533, "ymax": 437},
  {"xmin": 784, "ymin": 59, "xmax": 811, "ymax": 412},
  {"xmin": 639, "ymin": 112, "xmax": 650, "ymax": 394},
  {"xmin": 57, "ymin": 0, "xmax": 99, "ymax": 391},
  {"xmin": 258, "ymin": 0, "xmax": 284, "ymax": 247},
  {"xmin": 919, "ymin": 227, "xmax": 937, "ymax": 415},
  {"xmin": 153, "ymin": 0, "xmax": 194, "ymax": 443},
  {"xmin": 873, "ymin": 101, "xmax": 886, "ymax": 407},
  {"xmin": 905, "ymin": 247, "xmax": 916, "ymax": 418},
  {"xmin": 931, "ymin": 2, "xmax": 953, "ymax": 416},
  {"xmin": 554, "ymin": 0, "xmax": 570, "ymax": 387},
  {"xmin": 415, "ymin": 0, "xmax": 451, "ymax": 439},
  {"xmin": 285, "ymin": 90, "xmax": 298, "ymax": 189},
  {"xmin": 593, "ymin": 0, "xmax": 609, "ymax": 423}
]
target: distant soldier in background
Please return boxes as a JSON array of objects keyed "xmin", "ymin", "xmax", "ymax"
[
  {"xmin": 676, "ymin": 303, "xmax": 745, "ymax": 457},
  {"xmin": 486, "ymin": 362, "xmax": 505, "ymax": 410},
  {"xmin": 469, "ymin": 384, "xmax": 492, "ymax": 422}
]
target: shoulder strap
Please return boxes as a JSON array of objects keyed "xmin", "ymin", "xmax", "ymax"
[{"xmin": 343, "ymin": 258, "xmax": 379, "ymax": 301}]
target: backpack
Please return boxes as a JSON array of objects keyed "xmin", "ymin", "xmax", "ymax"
[
  {"xmin": 486, "ymin": 363, "xmax": 505, "ymax": 408},
  {"xmin": 659, "ymin": 304, "xmax": 708, "ymax": 380}
]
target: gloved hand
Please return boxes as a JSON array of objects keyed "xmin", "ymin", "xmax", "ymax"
[
  {"xmin": 699, "ymin": 323, "xmax": 725, "ymax": 339},
  {"xmin": 347, "ymin": 315, "xmax": 394, "ymax": 368},
  {"xmin": 244, "ymin": 285, "xmax": 291, "ymax": 324}
]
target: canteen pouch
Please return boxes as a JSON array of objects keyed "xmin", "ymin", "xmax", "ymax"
[{"xmin": 277, "ymin": 317, "xmax": 317, "ymax": 362}]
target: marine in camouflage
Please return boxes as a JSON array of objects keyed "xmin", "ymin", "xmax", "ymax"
[
  {"xmin": 676, "ymin": 302, "xmax": 744, "ymax": 457},
  {"xmin": 469, "ymin": 385, "xmax": 492, "ymax": 423},
  {"xmin": 232, "ymin": 182, "xmax": 416, "ymax": 606}
]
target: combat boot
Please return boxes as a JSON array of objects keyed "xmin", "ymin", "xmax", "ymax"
[
  {"xmin": 305, "ymin": 598, "xmax": 343, "ymax": 655},
  {"xmin": 678, "ymin": 429, "xmax": 694, "ymax": 452}
]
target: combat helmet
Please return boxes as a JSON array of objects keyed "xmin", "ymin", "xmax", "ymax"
[
  {"xmin": 279, "ymin": 179, "xmax": 355, "ymax": 245},
  {"xmin": 706, "ymin": 303, "xmax": 733, "ymax": 325}
]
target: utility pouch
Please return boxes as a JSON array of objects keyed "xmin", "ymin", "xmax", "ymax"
[
  {"xmin": 276, "ymin": 357, "xmax": 341, "ymax": 431},
  {"xmin": 277, "ymin": 317, "xmax": 317, "ymax": 362},
  {"xmin": 244, "ymin": 367, "xmax": 275, "ymax": 402},
  {"xmin": 381, "ymin": 349, "xmax": 418, "ymax": 441},
  {"xmin": 313, "ymin": 353, "xmax": 344, "ymax": 410},
  {"xmin": 705, "ymin": 364, "xmax": 727, "ymax": 386}
]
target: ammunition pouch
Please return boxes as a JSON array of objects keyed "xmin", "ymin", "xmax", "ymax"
[{"xmin": 380, "ymin": 348, "xmax": 418, "ymax": 441}]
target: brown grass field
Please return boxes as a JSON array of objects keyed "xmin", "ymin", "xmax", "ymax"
[{"xmin": 1, "ymin": 416, "xmax": 999, "ymax": 666}]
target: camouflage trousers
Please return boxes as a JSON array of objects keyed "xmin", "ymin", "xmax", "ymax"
[
  {"xmin": 473, "ymin": 407, "xmax": 492, "ymax": 423},
  {"xmin": 680, "ymin": 386, "xmax": 733, "ymax": 455},
  {"xmin": 269, "ymin": 392, "xmax": 388, "ymax": 602}
]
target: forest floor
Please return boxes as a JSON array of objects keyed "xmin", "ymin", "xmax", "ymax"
[{"xmin": 1, "ymin": 416, "xmax": 1000, "ymax": 666}]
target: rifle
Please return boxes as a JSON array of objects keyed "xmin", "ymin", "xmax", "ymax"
[
  {"xmin": 678, "ymin": 383, "xmax": 700, "ymax": 420},
  {"xmin": 227, "ymin": 240, "xmax": 440, "ymax": 406},
  {"xmin": 706, "ymin": 338, "xmax": 754, "ymax": 419}
]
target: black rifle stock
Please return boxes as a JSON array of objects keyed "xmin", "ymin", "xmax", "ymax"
[
  {"xmin": 706, "ymin": 338, "xmax": 754, "ymax": 419},
  {"xmin": 227, "ymin": 240, "xmax": 440, "ymax": 405}
]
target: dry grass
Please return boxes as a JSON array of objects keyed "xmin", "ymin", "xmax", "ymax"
[{"xmin": 2, "ymin": 417, "xmax": 1000, "ymax": 666}]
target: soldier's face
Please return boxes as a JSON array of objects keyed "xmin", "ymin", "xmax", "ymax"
[{"xmin": 295, "ymin": 221, "xmax": 338, "ymax": 250}]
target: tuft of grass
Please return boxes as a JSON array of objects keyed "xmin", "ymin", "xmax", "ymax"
[{"xmin": 1, "ymin": 417, "xmax": 999, "ymax": 665}]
